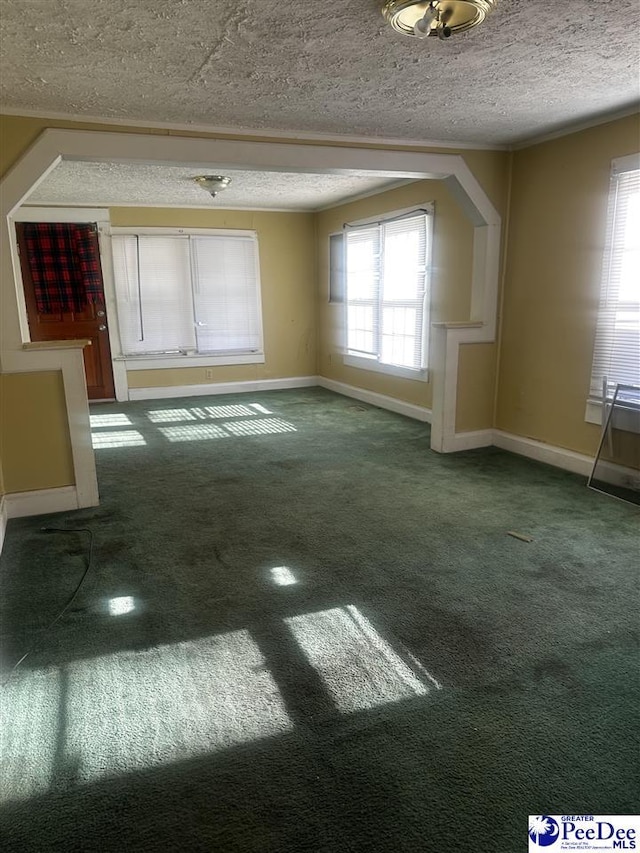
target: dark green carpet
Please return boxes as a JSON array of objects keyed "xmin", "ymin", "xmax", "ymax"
[{"xmin": 1, "ymin": 388, "xmax": 638, "ymax": 852}]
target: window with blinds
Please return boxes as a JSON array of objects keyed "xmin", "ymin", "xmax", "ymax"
[
  {"xmin": 589, "ymin": 158, "xmax": 640, "ymax": 400},
  {"xmin": 345, "ymin": 211, "xmax": 431, "ymax": 372},
  {"xmin": 111, "ymin": 232, "xmax": 263, "ymax": 358}
]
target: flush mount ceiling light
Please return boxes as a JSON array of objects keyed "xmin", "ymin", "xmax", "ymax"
[
  {"xmin": 193, "ymin": 174, "xmax": 231, "ymax": 197},
  {"xmin": 382, "ymin": 0, "xmax": 497, "ymax": 39}
]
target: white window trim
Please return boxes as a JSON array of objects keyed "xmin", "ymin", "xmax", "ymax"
[
  {"xmin": 110, "ymin": 226, "xmax": 257, "ymax": 238},
  {"xmin": 585, "ymin": 152, "xmax": 640, "ymax": 432},
  {"xmin": 343, "ymin": 352, "xmax": 428, "ymax": 382},
  {"xmin": 328, "ymin": 230, "xmax": 344, "ymax": 304},
  {"xmin": 344, "ymin": 202, "xmax": 434, "ymax": 228},
  {"xmin": 120, "ymin": 352, "xmax": 265, "ymax": 370},
  {"xmin": 585, "ymin": 397, "xmax": 640, "ymax": 433},
  {"xmin": 110, "ymin": 226, "xmax": 265, "ymax": 368},
  {"xmin": 612, "ymin": 152, "xmax": 640, "ymax": 175},
  {"xmin": 343, "ymin": 202, "xmax": 433, "ymax": 382}
]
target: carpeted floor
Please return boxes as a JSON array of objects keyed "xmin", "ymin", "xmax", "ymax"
[{"xmin": 1, "ymin": 388, "xmax": 638, "ymax": 852}]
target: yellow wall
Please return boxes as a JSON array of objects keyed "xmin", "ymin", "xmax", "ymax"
[
  {"xmin": 109, "ymin": 207, "xmax": 317, "ymax": 388},
  {"xmin": 0, "ymin": 371, "xmax": 74, "ymax": 492},
  {"xmin": 496, "ymin": 114, "xmax": 640, "ymax": 455}
]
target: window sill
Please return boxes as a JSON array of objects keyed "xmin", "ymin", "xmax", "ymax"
[
  {"xmin": 117, "ymin": 353, "xmax": 265, "ymax": 371},
  {"xmin": 343, "ymin": 353, "xmax": 428, "ymax": 382},
  {"xmin": 23, "ymin": 339, "xmax": 92, "ymax": 350},
  {"xmin": 585, "ymin": 397, "xmax": 640, "ymax": 434}
]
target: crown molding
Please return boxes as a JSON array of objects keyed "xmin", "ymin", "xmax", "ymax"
[
  {"xmin": 315, "ymin": 178, "xmax": 417, "ymax": 211},
  {"xmin": 510, "ymin": 103, "xmax": 640, "ymax": 151},
  {"xmin": 2, "ymin": 102, "xmax": 638, "ymax": 155},
  {"xmin": 21, "ymin": 201, "xmax": 312, "ymax": 214},
  {"xmin": 0, "ymin": 105, "xmax": 507, "ymax": 152}
]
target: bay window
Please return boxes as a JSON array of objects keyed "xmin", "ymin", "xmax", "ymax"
[{"xmin": 343, "ymin": 208, "xmax": 432, "ymax": 380}]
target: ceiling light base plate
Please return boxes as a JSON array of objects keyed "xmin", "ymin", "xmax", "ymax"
[
  {"xmin": 193, "ymin": 174, "xmax": 231, "ymax": 197},
  {"xmin": 383, "ymin": 0, "xmax": 497, "ymax": 37}
]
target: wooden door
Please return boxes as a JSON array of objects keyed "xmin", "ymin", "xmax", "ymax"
[{"xmin": 16, "ymin": 222, "xmax": 115, "ymax": 401}]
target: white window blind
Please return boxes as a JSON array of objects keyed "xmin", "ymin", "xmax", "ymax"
[
  {"xmin": 191, "ymin": 236, "xmax": 262, "ymax": 354},
  {"xmin": 345, "ymin": 212, "xmax": 430, "ymax": 371},
  {"xmin": 590, "ymin": 161, "xmax": 640, "ymax": 398},
  {"xmin": 111, "ymin": 232, "xmax": 263, "ymax": 358},
  {"xmin": 113, "ymin": 235, "xmax": 194, "ymax": 355},
  {"xmin": 346, "ymin": 225, "xmax": 380, "ymax": 357}
]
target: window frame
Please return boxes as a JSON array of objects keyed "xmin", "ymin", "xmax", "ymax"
[
  {"xmin": 585, "ymin": 154, "xmax": 640, "ymax": 430},
  {"xmin": 328, "ymin": 231, "xmax": 345, "ymax": 304},
  {"xmin": 342, "ymin": 204, "xmax": 433, "ymax": 382},
  {"xmin": 110, "ymin": 226, "xmax": 264, "ymax": 370}
]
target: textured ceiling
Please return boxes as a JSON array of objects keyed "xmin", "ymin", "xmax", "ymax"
[
  {"xmin": 1, "ymin": 0, "xmax": 639, "ymax": 146},
  {"xmin": 27, "ymin": 161, "xmax": 405, "ymax": 210}
]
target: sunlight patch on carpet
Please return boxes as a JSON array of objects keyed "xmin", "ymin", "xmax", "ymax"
[
  {"xmin": 0, "ymin": 666, "xmax": 60, "ymax": 802},
  {"xmin": 285, "ymin": 606, "xmax": 440, "ymax": 714},
  {"xmin": 147, "ymin": 404, "xmax": 262, "ymax": 424},
  {"xmin": 91, "ymin": 430, "xmax": 146, "ymax": 448},
  {"xmin": 199, "ymin": 404, "xmax": 258, "ymax": 419},
  {"xmin": 108, "ymin": 596, "xmax": 136, "ymax": 616},
  {"xmin": 90, "ymin": 413, "xmax": 132, "ymax": 427},
  {"xmin": 1, "ymin": 631, "xmax": 292, "ymax": 800},
  {"xmin": 147, "ymin": 408, "xmax": 199, "ymax": 423},
  {"xmin": 270, "ymin": 566, "xmax": 297, "ymax": 586},
  {"xmin": 159, "ymin": 423, "xmax": 229, "ymax": 442},
  {"xmin": 224, "ymin": 418, "xmax": 297, "ymax": 437}
]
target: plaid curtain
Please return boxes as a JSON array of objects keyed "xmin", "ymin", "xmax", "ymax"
[{"xmin": 23, "ymin": 223, "xmax": 104, "ymax": 314}]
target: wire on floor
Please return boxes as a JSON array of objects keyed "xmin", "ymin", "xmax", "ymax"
[{"xmin": 1, "ymin": 526, "xmax": 94, "ymax": 688}]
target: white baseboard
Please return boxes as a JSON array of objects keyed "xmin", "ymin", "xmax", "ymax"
[
  {"xmin": 493, "ymin": 430, "xmax": 594, "ymax": 477},
  {"xmin": 317, "ymin": 377, "xmax": 432, "ymax": 423},
  {"xmin": 591, "ymin": 460, "xmax": 640, "ymax": 490},
  {"xmin": 489, "ymin": 430, "xmax": 640, "ymax": 491},
  {"xmin": 4, "ymin": 486, "xmax": 80, "ymax": 520},
  {"xmin": 0, "ymin": 495, "xmax": 7, "ymax": 554},
  {"xmin": 446, "ymin": 429, "xmax": 495, "ymax": 452},
  {"xmin": 128, "ymin": 376, "xmax": 319, "ymax": 401}
]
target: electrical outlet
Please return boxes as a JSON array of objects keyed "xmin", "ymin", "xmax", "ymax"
[{"xmin": 205, "ymin": 368, "xmax": 214, "ymax": 380}]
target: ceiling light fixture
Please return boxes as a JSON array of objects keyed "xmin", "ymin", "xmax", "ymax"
[
  {"xmin": 193, "ymin": 174, "xmax": 231, "ymax": 198},
  {"xmin": 382, "ymin": 0, "xmax": 497, "ymax": 39}
]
